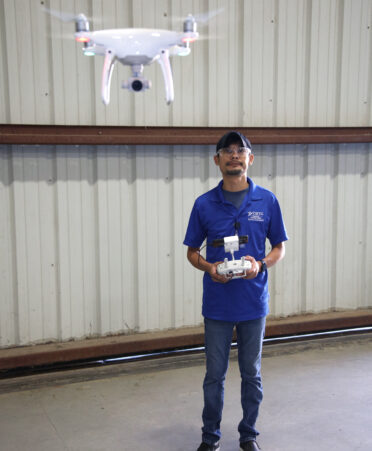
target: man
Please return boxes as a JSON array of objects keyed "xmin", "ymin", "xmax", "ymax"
[{"xmin": 184, "ymin": 131, "xmax": 288, "ymax": 451}]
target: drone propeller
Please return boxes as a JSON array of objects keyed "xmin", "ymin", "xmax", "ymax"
[
  {"xmin": 42, "ymin": 6, "xmax": 90, "ymax": 33},
  {"xmin": 171, "ymin": 7, "xmax": 224, "ymax": 25},
  {"xmin": 193, "ymin": 7, "xmax": 225, "ymax": 24},
  {"xmin": 42, "ymin": 6, "xmax": 82, "ymax": 23}
]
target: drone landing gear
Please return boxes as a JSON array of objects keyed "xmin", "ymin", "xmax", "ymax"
[
  {"xmin": 122, "ymin": 65, "xmax": 151, "ymax": 94},
  {"xmin": 157, "ymin": 49, "xmax": 174, "ymax": 104},
  {"xmin": 101, "ymin": 50, "xmax": 116, "ymax": 105}
]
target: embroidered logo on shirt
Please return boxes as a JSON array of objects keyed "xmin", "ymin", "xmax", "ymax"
[{"xmin": 248, "ymin": 211, "xmax": 264, "ymax": 222}]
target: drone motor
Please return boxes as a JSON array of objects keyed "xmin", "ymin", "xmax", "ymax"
[
  {"xmin": 75, "ymin": 14, "xmax": 89, "ymax": 33},
  {"xmin": 183, "ymin": 14, "xmax": 197, "ymax": 33}
]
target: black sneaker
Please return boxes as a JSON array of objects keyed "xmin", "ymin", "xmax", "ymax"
[
  {"xmin": 240, "ymin": 440, "xmax": 261, "ymax": 450},
  {"xmin": 197, "ymin": 442, "xmax": 220, "ymax": 451}
]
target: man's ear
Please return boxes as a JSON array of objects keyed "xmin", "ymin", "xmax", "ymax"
[
  {"xmin": 214, "ymin": 154, "xmax": 220, "ymax": 166},
  {"xmin": 248, "ymin": 153, "xmax": 254, "ymax": 166}
]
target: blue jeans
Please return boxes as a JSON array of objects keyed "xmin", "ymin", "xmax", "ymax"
[{"xmin": 202, "ymin": 316, "xmax": 266, "ymax": 445}]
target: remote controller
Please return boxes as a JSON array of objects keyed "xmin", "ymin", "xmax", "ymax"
[{"xmin": 217, "ymin": 257, "xmax": 252, "ymax": 279}]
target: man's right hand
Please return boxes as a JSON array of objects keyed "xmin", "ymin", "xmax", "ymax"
[
  {"xmin": 187, "ymin": 247, "xmax": 230, "ymax": 283},
  {"xmin": 208, "ymin": 261, "xmax": 231, "ymax": 283}
]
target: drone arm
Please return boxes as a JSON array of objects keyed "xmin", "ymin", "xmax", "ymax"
[
  {"xmin": 101, "ymin": 50, "xmax": 116, "ymax": 105},
  {"xmin": 169, "ymin": 45, "xmax": 191, "ymax": 57},
  {"xmin": 157, "ymin": 49, "xmax": 174, "ymax": 105}
]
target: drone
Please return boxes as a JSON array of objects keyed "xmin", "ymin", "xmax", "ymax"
[{"xmin": 45, "ymin": 9, "xmax": 200, "ymax": 105}]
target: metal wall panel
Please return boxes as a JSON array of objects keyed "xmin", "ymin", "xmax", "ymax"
[
  {"xmin": 1, "ymin": 0, "xmax": 372, "ymax": 126},
  {"xmin": 0, "ymin": 143, "xmax": 371, "ymax": 348}
]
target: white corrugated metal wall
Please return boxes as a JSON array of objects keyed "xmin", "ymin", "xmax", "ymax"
[
  {"xmin": 1, "ymin": 143, "xmax": 371, "ymax": 348},
  {"xmin": 0, "ymin": 0, "xmax": 372, "ymax": 126},
  {"xmin": 1, "ymin": 0, "xmax": 372, "ymax": 348}
]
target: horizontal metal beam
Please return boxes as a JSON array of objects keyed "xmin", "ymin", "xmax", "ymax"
[
  {"xmin": 1, "ymin": 310, "xmax": 371, "ymax": 371},
  {"xmin": 1, "ymin": 125, "xmax": 372, "ymax": 145}
]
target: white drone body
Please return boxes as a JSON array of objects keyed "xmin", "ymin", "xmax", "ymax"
[{"xmin": 72, "ymin": 14, "xmax": 199, "ymax": 105}]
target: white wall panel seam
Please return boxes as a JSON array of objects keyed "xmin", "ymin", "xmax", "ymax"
[
  {"xmin": 365, "ymin": 145, "xmax": 372, "ymax": 306},
  {"xmin": 29, "ymin": 0, "xmax": 38, "ymax": 124},
  {"xmin": 329, "ymin": 144, "xmax": 338, "ymax": 311},
  {"xmin": 12, "ymin": 147, "xmax": 20, "ymax": 345},
  {"xmin": 0, "ymin": 1, "xmax": 10, "ymax": 122},
  {"xmin": 3, "ymin": 0, "xmax": 20, "ymax": 123},
  {"xmin": 51, "ymin": 146, "xmax": 61, "ymax": 340},
  {"xmin": 360, "ymin": 144, "xmax": 369, "ymax": 308},
  {"xmin": 10, "ymin": 148, "xmax": 19, "ymax": 345},
  {"xmin": 367, "ymin": 2, "xmax": 372, "ymax": 124}
]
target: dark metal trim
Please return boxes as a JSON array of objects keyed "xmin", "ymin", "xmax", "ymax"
[
  {"xmin": 1, "ymin": 125, "xmax": 372, "ymax": 145},
  {"xmin": 1, "ymin": 310, "xmax": 371, "ymax": 371}
]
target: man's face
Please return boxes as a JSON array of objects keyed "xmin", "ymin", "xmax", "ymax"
[{"xmin": 214, "ymin": 142, "xmax": 254, "ymax": 177}]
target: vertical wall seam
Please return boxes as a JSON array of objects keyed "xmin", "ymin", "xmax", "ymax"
[
  {"xmin": 360, "ymin": 144, "xmax": 368, "ymax": 307},
  {"xmin": 21, "ymin": 147, "xmax": 30, "ymax": 342},
  {"xmin": 93, "ymin": 146, "xmax": 101, "ymax": 334},
  {"xmin": 36, "ymin": 146, "xmax": 44, "ymax": 339},
  {"xmin": 8, "ymin": 147, "xmax": 20, "ymax": 344},
  {"xmin": 119, "ymin": 147, "xmax": 125, "ymax": 330},
  {"xmin": 0, "ymin": 0, "xmax": 11, "ymax": 122},
  {"xmin": 88, "ymin": 0, "xmax": 96, "ymax": 125},
  {"xmin": 170, "ymin": 144, "xmax": 175, "ymax": 327},
  {"xmin": 304, "ymin": 0, "xmax": 312, "ymax": 126},
  {"xmin": 13, "ymin": 2, "xmax": 22, "ymax": 122},
  {"xmin": 44, "ymin": 0, "xmax": 55, "ymax": 124},
  {"xmin": 132, "ymin": 146, "xmax": 140, "ymax": 331},
  {"xmin": 330, "ymin": 144, "xmax": 340, "ymax": 310},
  {"xmin": 300, "ymin": 144, "xmax": 308, "ymax": 313},
  {"xmin": 335, "ymin": 0, "xmax": 345, "ymax": 126},
  {"xmin": 367, "ymin": 4, "xmax": 372, "ymax": 125},
  {"xmin": 29, "ymin": 0, "xmax": 37, "ymax": 123},
  {"xmin": 79, "ymin": 148, "xmax": 86, "ymax": 335},
  {"xmin": 66, "ymin": 151, "xmax": 72, "ymax": 336},
  {"xmin": 272, "ymin": 0, "xmax": 279, "ymax": 126},
  {"xmin": 52, "ymin": 145, "xmax": 62, "ymax": 340},
  {"xmin": 238, "ymin": 0, "xmax": 244, "ymax": 124},
  {"xmin": 105, "ymin": 149, "xmax": 111, "ymax": 330}
]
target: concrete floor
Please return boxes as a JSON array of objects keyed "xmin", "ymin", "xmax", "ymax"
[{"xmin": 0, "ymin": 333, "xmax": 371, "ymax": 451}]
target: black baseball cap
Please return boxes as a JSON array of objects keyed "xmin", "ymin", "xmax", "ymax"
[{"xmin": 216, "ymin": 131, "xmax": 252, "ymax": 153}]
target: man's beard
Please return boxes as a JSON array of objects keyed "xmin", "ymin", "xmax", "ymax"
[{"xmin": 225, "ymin": 164, "xmax": 245, "ymax": 176}]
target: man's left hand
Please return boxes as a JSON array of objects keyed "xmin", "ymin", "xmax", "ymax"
[{"xmin": 242, "ymin": 256, "xmax": 260, "ymax": 279}]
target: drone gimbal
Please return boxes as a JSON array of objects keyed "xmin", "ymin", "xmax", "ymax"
[{"xmin": 122, "ymin": 65, "xmax": 151, "ymax": 94}]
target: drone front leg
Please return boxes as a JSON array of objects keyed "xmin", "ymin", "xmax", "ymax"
[
  {"xmin": 101, "ymin": 50, "xmax": 116, "ymax": 105},
  {"xmin": 157, "ymin": 49, "xmax": 174, "ymax": 105}
]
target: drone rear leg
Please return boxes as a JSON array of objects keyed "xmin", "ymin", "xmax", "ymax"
[
  {"xmin": 157, "ymin": 49, "xmax": 174, "ymax": 105},
  {"xmin": 101, "ymin": 50, "xmax": 116, "ymax": 105}
]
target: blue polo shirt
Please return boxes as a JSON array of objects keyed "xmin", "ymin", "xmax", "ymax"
[{"xmin": 183, "ymin": 178, "xmax": 288, "ymax": 321}]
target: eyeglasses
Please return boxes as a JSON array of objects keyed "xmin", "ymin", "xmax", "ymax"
[{"xmin": 217, "ymin": 147, "xmax": 251, "ymax": 157}]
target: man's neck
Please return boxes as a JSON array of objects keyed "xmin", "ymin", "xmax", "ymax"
[{"xmin": 222, "ymin": 175, "xmax": 249, "ymax": 192}]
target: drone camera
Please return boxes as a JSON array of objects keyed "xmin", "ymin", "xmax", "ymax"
[
  {"xmin": 132, "ymin": 79, "xmax": 144, "ymax": 92},
  {"xmin": 122, "ymin": 76, "xmax": 151, "ymax": 93}
]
